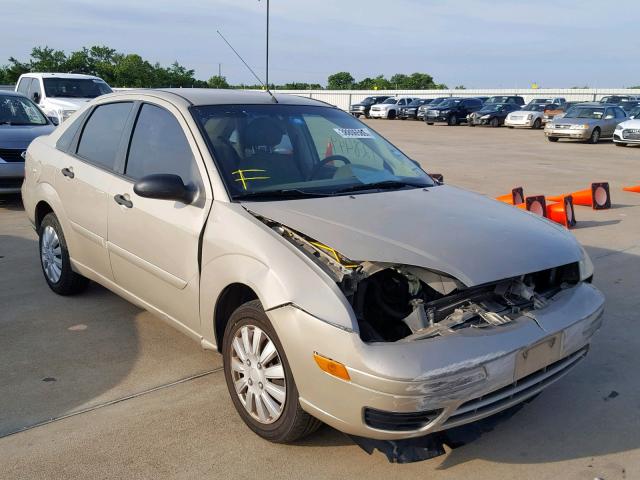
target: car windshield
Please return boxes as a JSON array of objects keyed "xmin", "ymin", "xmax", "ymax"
[
  {"xmin": 192, "ymin": 104, "xmax": 434, "ymax": 200},
  {"xmin": 382, "ymin": 98, "xmax": 398, "ymax": 104},
  {"xmin": 438, "ymin": 99, "xmax": 462, "ymax": 108},
  {"xmin": 628, "ymin": 107, "xmax": 640, "ymax": 118},
  {"xmin": 0, "ymin": 95, "xmax": 48, "ymax": 126},
  {"xmin": 408, "ymin": 99, "xmax": 426, "ymax": 107},
  {"xmin": 531, "ymin": 99, "xmax": 551, "ymax": 104},
  {"xmin": 524, "ymin": 103, "xmax": 546, "ymax": 112},
  {"xmin": 360, "ymin": 97, "xmax": 376, "ymax": 105},
  {"xmin": 564, "ymin": 107, "xmax": 605, "ymax": 119},
  {"xmin": 486, "ymin": 96, "xmax": 512, "ymax": 104},
  {"xmin": 480, "ymin": 103, "xmax": 506, "ymax": 112},
  {"xmin": 43, "ymin": 78, "xmax": 113, "ymax": 98}
]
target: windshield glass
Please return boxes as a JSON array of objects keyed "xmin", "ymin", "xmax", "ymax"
[
  {"xmin": 382, "ymin": 98, "xmax": 398, "ymax": 104},
  {"xmin": 486, "ymin": 96, "xmax": 511, "ymax": 104},
  {"xmin": 628, "ymin": 107, "xmax": 640, "ymax": 118},
  {"xmin": 43, "ymin": 78, "xmax": 113, "ymax": 98},
  {"xmin": 192, "ymin": 105, "xmax": 434, "ymax": 200},
  {"xmin": 360, "ymin": 97, "xmax": 375, "ymax": 105},
  {"xmin": 0, "ymin": 95, "xmax": 48, "ymax": 125},
  {"xmin": 480, "ymin": 103, "xmax": 506, "ymax": 112},
  {"xmin": 408, "ymin": 99, "xmax": 426, "ymax": 107},
  {"xmin": 531, "ymin": 99, "xmax": 551, "ymax": 104},
  {"xmin": 437, "ymin": 99, "xmax": 462, "ymax": 108},
  {"xmin": 523, "ymin": 103, "xmax": 546, "ymax": 112},
  {"xmin": 564, "ymin": 107, "xmax": 605, "ymax": 119}
]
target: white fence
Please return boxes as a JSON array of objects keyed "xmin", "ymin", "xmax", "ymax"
[{"xmin": 272, "ymin": 88, "xmax": 640, "ymax": 111}]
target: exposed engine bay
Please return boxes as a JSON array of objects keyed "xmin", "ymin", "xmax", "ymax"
[{"xmin": 253, "ymin": 213, "xmax": 581, "ymax": 343}]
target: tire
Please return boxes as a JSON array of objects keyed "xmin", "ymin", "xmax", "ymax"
[
  {"xmin": 388, "ymin": 110, "xmax": 396, "ymax": 120},
  {"xmin": 547, "ymin": 136, "xmax": 559, "ymax": 142},
  {"xmin": 508, "ymin": 126, "xmax": 514, "ymax": 129},
  {"xmin": 615, "ymin": 142, "xmax": 627, "ymax": 147},
  {"xmin": 38, "ymin": 213, "xmax": 89, "ymax": 295},
  {"xmin": 490, "ymin": 117, "xmax": 500, "ymax": 128},
  {"xmin": 448, "ymin": 114, "xmax": 458, "ymax": 126},
  {"xmin": 533, "ymin": 118, "xmax": 542, "ymax": 129},
  {"xmin": 468, "ymin": 122, "xmax": 475, "ymax": 127},
  {"xmin": 222, "ymin": 300, "xmax": 321, "ymax": 443},
  {"xmin": 400, "ymin": 117, "xmax": 407, "ymax": 120},
  {"xmin": 588, "ymin": 128, "xmax": 600, "ymax": 144},
  {"xmin": 426, "ymin": 122, "xmax": 434, "ymax": 126}
]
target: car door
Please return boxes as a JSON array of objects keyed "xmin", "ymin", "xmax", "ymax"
[
  {"xmin": 55, "ymin": 101, "xmax": 135, "ymax": 282},
  {"xmin": 602, "ymin": 108, "xmax": 618, "ymax": 137},
  {"xmin": 612, "ymin": 107, "xmax": 627, "ymax": 136},
  {"xmin": 106, "ymin": 100, "xmax": 212, "ymax": 336}
]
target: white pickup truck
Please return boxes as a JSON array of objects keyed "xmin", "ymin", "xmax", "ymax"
[{"xmin": 368, "ymin": 96, "xmax": 416, "ymax": 119}]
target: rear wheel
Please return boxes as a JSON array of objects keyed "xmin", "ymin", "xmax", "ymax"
[
  {"xmin": 588, "ymin": 128, "xmax": 600, "ymax": 144},
  {"xmin": 222, "ymin": 300, "xmax": 321, "ymax": 443},
  {"xmin": 38, "ymin": 213, "xmax": 89, "ymax": 295},
  {"xmin": 547, "ymin": 136, "xmax": 559, "ymax": 142}
]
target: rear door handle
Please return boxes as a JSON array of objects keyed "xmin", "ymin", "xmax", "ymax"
[
  {"xmin": 114, "ymin": 194, "xmax": 133, "ymax": 208},
  {"xmin": 61, "ymin": 167, "xmax": 74, "ymax": 178}
]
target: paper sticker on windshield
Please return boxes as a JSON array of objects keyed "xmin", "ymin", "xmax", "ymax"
[{"xmin": 333, "ymin": 128, "xmax": 373, "ymax": 139}]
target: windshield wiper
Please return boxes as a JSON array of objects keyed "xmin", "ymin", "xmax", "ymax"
[
  {"xmin": 331, "ymin": 180, "xmax": 428, "ymax": 194},
  {"xmin": 235, "ymin": 189, "xmax": 332, "ymax": 201}
]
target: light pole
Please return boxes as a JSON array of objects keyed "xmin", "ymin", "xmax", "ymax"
[{"xmin": 265, "ymin": 0, "xmax": 270, "ymax": 89}]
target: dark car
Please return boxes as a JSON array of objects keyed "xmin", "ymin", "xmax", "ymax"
[
  {"xmin": 424, "ymin": 97, "xmax": 484, "ymax": 125},
  {"xmin": 417, "ymin": 97, "xmax": 448, "ymax": 119},
  {"xmin": 484, "ymin": 95, "xmax": 525, "ymax": 107},
  {"xmin": 0, "ymin": 91, "xmax": 56, "ymax": 193},
  {"xmin": 398, "ymin": 98, "xmax": 432, "ymax": 120},
  {"xmin": 467, "ymin": 103, "xmax": 522, "ymax": 127},
  {"xmin": 349, "ymin": 95, "xmax": 391, "ymax": 118},
  {"xmin": 476, "ymin": 96, "xmax": 489, "ymax": 104},
  {"xmin": 599, "ymin": 95, "xmax": 639, "ymax": 105}
]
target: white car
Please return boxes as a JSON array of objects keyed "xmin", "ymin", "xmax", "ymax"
[
  {"xmin": 613, "ymin": 117, "xmax": 640, "ymax": 147},
  {"xmin": 368, "ymin": 97, "xmax": 415, "ymax": 119},
  {"xmin": 15, "ymin": 73, "xmax": 113, "ymax": 124},
  {"xmin": 504, "ymin": 103, "xmax": 547, "ymax": 129}
]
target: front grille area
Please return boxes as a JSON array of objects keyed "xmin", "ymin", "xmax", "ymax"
[
  {"xmin": 623, "ymin": 130, "xmax": 640, "ymax": 140},
  {"xmin": 554, "ymin": 124, "xmax": 571, "ymax": 129},
  {"xmin": 0, "ymin": 148, "xmax": 25, "ymax": 163},
  {"xmin": 364, "ymin": 407, "xmax": 442, "ymax": 431},
  {"xmin": 0, "ymin": 178, "xmax": 23, "ymax": 189},
  {"xmin": 442, "ymin": 347, "xmax": 588, "ymax": 428}
]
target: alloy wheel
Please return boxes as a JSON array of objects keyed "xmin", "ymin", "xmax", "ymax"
[
  {"xmin": 229, "ymin": 325, "xmax": 287, "ymax": 424},
  {"xmin": 41, "ymin": 225, "xmax": 62, "ymax": 283}
]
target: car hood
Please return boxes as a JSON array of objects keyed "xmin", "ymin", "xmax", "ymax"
[
  {"xmin": 243, "ymin": 186, "xmax": 582, "ymax": 287},
  {"xmin": 554, "ymin": 117, "xmax": 602, "ymax": 125},
  {"xmin": 43, "ymin": 97, "xmax": 93, "ymax": 110},
  {"xmin": 0, "ymin": 124, "xmax": 56, "ymax": 149},
  {"xmin": 617, "ymin": 118, "xmax": 640, "ymax": 128}
]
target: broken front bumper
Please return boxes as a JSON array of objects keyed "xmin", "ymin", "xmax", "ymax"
[{"xmin": 269, "ymin": 282, "xmax": 604, "ymax": 440}]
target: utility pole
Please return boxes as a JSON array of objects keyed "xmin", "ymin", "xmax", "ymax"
[
  {"xmin": 266, "ymin": 0, "xmax": 270, "ymax": 89},
  {"xmin": 218, "ymin": 63, "xmax": 222, "ymax": 78}
]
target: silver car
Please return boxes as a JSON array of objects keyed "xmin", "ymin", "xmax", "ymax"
[
  {"xmin": 22, "ymin": 89, "xmax": 604, "ymax": 444},
  {"xmin": 545, "ymin": 103, "xmax": 627, "ymax": 143}
]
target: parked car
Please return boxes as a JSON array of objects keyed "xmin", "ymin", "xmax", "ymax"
[
  {"xmin": 599, "ymin": 95, "xmax": 640, "ymax": 105},
  {"xmin": 417, "ymin": 97, "xmax": 447, "ymax": 119},
  {"xmin": 530, "ymin": 97, "xmax": 566, "ymax": 106},
  {"xmin": 620, "ymin": 100, "xmax": 640, "ymax": 114},
  {"xmin": 15, "ymin": 72, "xmax": 113, "ymax": 124},
  {"xmin": 398, "ymin": 98, "xmax": 431, "ymax": 120},
  {"xmin": 475, "ymin": 96, "xmax": 489, "ymax": 104},
  {"xmin": 0, "ymin": 91, "xmax": 55, "ymax": 193},
  {"xmin": 625, "ymin": 105, "xmax": 640, "ymax": 119},
  {"xmin": 504, "ymin": 103, "xmax": 548, "ymax": 129},
  {"xmin": 613, "ymin": 115, "xmax": 640, "ymax": 147},
  {"xmin": 349, "ymin": 96, "xmax": 391, "ymax": 118},
  {"xmin": 424, "ymin": 97, "xmax": 484, "ymax": 125},
  {"xmin": 22, "ymin": 89, "xmax": 603, "ymax": 444},
  {"xmin": 467, "ymin": 103, "xmax": 522, "ymax": 127},
  {"xmin": 368, "ymin": 97, "xmax": 415, "ymax": 119},
  {"xmin": 542, "ymin": 102, "xmax": 580, "ymax": 124},
  {"xmin": 484, "ymin": 95, "xmax": 525, "ymax": 106},
  {"xmin": 545, "ymin": 103, "xmax": 627, "ymax": 143}
]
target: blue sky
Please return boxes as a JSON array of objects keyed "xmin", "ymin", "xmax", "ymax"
[{"xmin": 2, "ymin": 0, "xmax": 638, "ymax": 87}]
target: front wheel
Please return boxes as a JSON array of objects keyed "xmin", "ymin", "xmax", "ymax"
[
  {"xmin": 547, "ymin": 136, "xmax": 559, "ymax": 142},
  {"xmin": 588, "ymin": 128, "xmax": 600, "ymax": 144},
  {"xmin": 448, "ymin": 114, "xmax": 458, "ymax": 126},
  {"xmin": 490, "ymin": 117, "xmax": 500, "ymax": 128},
  {"xmin": 39, "ymin": 213, "xmax": 89, "ymax": 295},
  {"xmin": 533, "ymin": 118, "xmax": 542, "ymax": 129},
  {"xmin": 615, "ymin": 142, "xmax": 627, "ymax": 147},
  {"xmin": 387, "ymin": 110, "xmax": 396, "ymax": 120},
  {"xmin": 222, "ymin": 300, "xmax": 321, "ymax": 443}
]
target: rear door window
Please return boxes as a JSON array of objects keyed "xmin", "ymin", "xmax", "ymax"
[{"xmin": 76, "ymin": 102, "xmax": 134, "ymax": 170}]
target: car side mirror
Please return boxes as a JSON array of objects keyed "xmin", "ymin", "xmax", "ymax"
[
  {"xmin": 32, "ymin": 92, "xmax": 40, "ymax": 103},
  {"xmin": 48, "ymin": 116, "xmax": 59, "ymax": 126},
  {"xmin": 133, "ymin": 174, "xmax": 194, "ymax": 203}
]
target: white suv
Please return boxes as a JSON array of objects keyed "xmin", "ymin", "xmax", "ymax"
[
  {"xmin": 368, "ymin": 97, "xmax": 416, "ymax": 119},
  {"xmin": 15, "ymin": 73, "xmax": 113, "ymax": 124}
]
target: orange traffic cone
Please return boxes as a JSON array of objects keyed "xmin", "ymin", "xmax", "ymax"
[
  {"xmin": 496, "ymin": 187, "xmax": 524, "ymax": 205},
  {"xmin": 623, "ymin": 185, "xmax": 640, "ymax": 193},
  {"xmin": 324, "ymin": 140, "xmax": 333, "ymax": 158},
  {"xmin": 515, "ymin": 195, "xmax": 547, "ymax": 217},
  {"xmin": 546, "ymin": 195, "xmax": 577, "ymax": 228},
  {"xmin": 548, "ymin": 182, "xmax": 611, "ymax": 210},
  {"xmin": 429, "ymin": 173, "xmax": 444, "ymax": 184}
]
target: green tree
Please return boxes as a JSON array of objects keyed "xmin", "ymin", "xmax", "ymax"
[
  {"xmin": 327, "ymin": 71, "xmax": 355, "ymax": 90},
  {"xmin": 29, "ymin": 46, "xmax": 68, "ymax": 72},
  {"xmin": 454, "ymin": 85, "xmax": 466, "ymax": 90},
  {"xmin": 208, "ymin": 75, "xmax": 230, "ymax": 89}
]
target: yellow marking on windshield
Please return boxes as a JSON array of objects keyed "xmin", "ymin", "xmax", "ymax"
[{"xmin": 232, "ymin": 169, "xmax": 270, "ymax": 190}]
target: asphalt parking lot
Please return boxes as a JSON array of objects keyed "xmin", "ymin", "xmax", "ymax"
[{"xmin": 1, "ymin": 120, "xmax": 639, "ymax": 480}]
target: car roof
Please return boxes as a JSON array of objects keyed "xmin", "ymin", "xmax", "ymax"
[
  {"xmin": 20, "ymin": 72, "xmax": 105, "ymax": 80},
  {"xmin": 144, "ymin": 88, "xmax": 332, "ymax": 107},
  {"xmin": 0, "ymin": 90, "xmax": 26, "ymax": 97}
]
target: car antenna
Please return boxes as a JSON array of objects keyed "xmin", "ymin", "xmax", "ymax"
[{"xmin": 216, "ymin": 29, "xmax": 278, "ymax": 103}]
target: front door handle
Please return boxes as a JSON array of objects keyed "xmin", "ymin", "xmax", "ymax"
[
  {"xmin": 114, "ymin": 194, "xmax": 133, "ymax": 208},
  {"xmin": 61, "ymin": 167, "xmax": 74, "ymax": 179}
]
